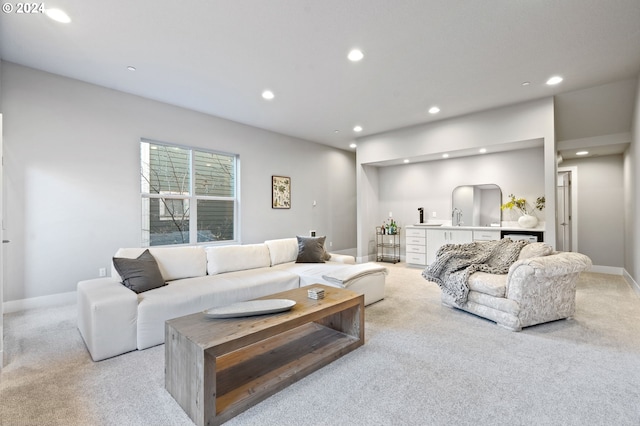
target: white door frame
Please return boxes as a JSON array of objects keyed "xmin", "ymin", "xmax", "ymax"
[{"xmin": 558, "ymin": 166, "xmax": 578, "ymax": 252}]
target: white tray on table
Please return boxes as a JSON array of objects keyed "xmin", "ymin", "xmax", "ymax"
[{"xmin": 203, "ymin": 299, "xmax": 296, "ymax": 318}]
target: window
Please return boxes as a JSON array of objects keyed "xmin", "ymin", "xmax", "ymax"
[{"xmin": 141, "ymin": 140, "xmax": 238, "ymax": 246}]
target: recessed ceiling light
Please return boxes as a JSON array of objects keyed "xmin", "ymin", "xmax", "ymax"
[
  {"xmin": 353, "ymin": 125, "xmax": 363, "ymax": 132},
  {"xmin": 348, "ymin": 49, "xmax": 364, "ymax": 62},
  {"xmin": 442, "ymin": 153, "xmax": 449, "ymax": 158},
  {"xmin": 334, "ymin": 130, "xmax": 340, "ymax": 133},
  {"xmin": 261, "ymin": 90, "xmax": 275, "ymax": 100},
  {"xmin": 576, "ymin": 150, "xmax": 589, "ymax": 156},
  {"xmin": 45, "ymin": 8, "xmax": 71, "ymax": 23},
  {"xmin": 403, "ymin": 159, "xmax": 410, "ymax": 164},
  {"xmin": 349, "ymin": 143, "xmax": 357, "ymax": 149},
  {"xmin": 521, "ymin": 81, "xmax": 531, "ymax": 86},
  {"xmin": 127, "ymin": 66, "xmax": 136, "ymax": 71},
  {"xmin": 429, "ymin": 106, "xmax": 440, "ymax": 114},
  {"xmin": 479, "ymin": 148, "xmax": 487, "ymax": 154},
  {"xmin": 546, "ymin": 76, "xmax": 563, "ymax": 85}
]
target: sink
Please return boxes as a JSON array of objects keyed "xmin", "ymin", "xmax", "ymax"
[{"xmin": 413, "ymin": 223, "xmax": 442, "ymax": 227}]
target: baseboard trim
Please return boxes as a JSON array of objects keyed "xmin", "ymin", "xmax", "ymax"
[
  {"xmin": 623, "ymin": 269, "xmax": 640, "ymax": 296},
  {"xmin": 590, "ymin": 265, "xmax": 624, "ymax": 275},
  {"xmin": 358, "ymin": 254, "xmax": 377, "ymax": 263},
  {"xmin": 3, "ymin": 291, "xmax": 76, "ymax": 313}
]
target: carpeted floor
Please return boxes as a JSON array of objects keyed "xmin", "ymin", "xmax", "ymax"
[{"xmin": 1, "ymin": 264, "xmax": 640, "ymax": 425}]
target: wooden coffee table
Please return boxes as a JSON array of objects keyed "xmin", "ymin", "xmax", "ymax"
[{"xmin": 165, "ymin": 284, "xmax": 364, "ymax": 426}]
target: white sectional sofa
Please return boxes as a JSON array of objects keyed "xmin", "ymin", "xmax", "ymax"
[{"xmin": 77, "ymin": 237, "xmax": 387, "ymax": 361}]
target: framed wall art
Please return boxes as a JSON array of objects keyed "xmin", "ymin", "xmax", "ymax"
[{"xmin": 272, "ymin": 175, "xmax": 291, "ymax": 209}]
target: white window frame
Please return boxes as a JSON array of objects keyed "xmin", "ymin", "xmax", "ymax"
[{"xmin": 141, "ymin": 139, "xmax": 239, "ymax": 247}]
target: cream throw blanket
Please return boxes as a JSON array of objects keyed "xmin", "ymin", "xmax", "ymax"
[{"xmin": 422, "ymin": 239, "xmax": 528, "ymax": 305}]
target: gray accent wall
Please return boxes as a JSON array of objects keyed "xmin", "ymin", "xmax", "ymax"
[
  {"xmin": 625, "ymin": 73, "xmax": 640, "ymax": 289},
  {"xmin": 562, "ymin": 155, "xmax": 624, "ymax": 268},
  {"xmin": 0, "ymin": 62, "xmax": 356, "ymax": 302}
]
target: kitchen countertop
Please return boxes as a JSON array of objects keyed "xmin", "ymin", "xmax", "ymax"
[{"xmin": 407, "ymin": 223, "xmax": 546, "ymax": 232}]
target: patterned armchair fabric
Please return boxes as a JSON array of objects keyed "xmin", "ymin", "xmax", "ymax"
[{"xmin": 441, "ymin": 248, "xmax": 592, "ymax": 331}]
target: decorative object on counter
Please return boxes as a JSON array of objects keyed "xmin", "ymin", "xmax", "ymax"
[
  {"xmin": 501, "ymin": 194, "xmax": 545, "ymax": 229},
  {"xmin": 418, "ymin": 207, "xmax": 424, "ymax": 224}
]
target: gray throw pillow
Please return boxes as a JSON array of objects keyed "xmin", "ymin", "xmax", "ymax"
[
  {"xmin": 112, "ymin": 249, "xmax": 166, "ymax": 294},
  {"xmin": 296, "ymin": 236, "xmax": 328, "ymax": 263}
]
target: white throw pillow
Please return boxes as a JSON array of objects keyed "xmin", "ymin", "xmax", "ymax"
[
  {"xmin": 112, "ymin": 247, "xmax": 207, "ymax": 282},
  {"xmin": 264, "ymin": 238, "xmax": 299, "ymax": 266},
  {"xmin": 206, "ymin": 244, "xmax": 271, "ymax": 275}
]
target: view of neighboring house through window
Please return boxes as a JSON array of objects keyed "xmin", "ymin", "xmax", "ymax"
[{"xmin": 140, "ymin": 140, "xmax": 237, "ymax": 246}]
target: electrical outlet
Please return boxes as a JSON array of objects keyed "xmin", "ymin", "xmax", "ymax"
[
  {"xmin": 329, "ymin": 241, "xmax": 333, "ymax": 247},
  {"xmin": 99, "ymin": 267, "xmax": 106, "ymax": 277},
  {"xmin": 432, "ymin": 211, "xmax": 437, "ymax": 218},
  {"xmin": 310, "ymin": 230, "xmax": 316, "ymax": 237}
]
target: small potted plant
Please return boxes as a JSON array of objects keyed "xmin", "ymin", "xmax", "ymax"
[{"xmin": 501, "ymin": 194, "xmax": 545, "ymax": 228}]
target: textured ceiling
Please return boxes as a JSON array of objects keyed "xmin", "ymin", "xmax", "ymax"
[{"xmin": 1, "ymin": 0, "xmax": 639, "ymax": 151}]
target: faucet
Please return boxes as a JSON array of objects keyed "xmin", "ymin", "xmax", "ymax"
[{"xmin": 452, "ymin": 208, "xmax": 463, "ymax": 226}]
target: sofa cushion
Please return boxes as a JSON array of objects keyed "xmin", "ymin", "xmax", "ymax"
[
  {"xmin": 135, "ymin": 268, "xmax": 300, "ymax": 350},
  {"xmin": 206, "ymin": 244, "xmax": 271, "ymax": 275},
  {"xmin": 518, "ymin": 242, "xmax": 554, "ymax": 260},
  {"xmin": 468, "ymin": 291, "xmax": 520, "ymax": 316},
  {"xmin": 265, "ymin": 238, "xmax": 299, "ymax": 266},
  {"xmin": 296, "ymin": 235, "xmax": 328, "ymax": 263},
  {"xmin": 112, "ymin": 247, "xmax": 207, "ymax": 282},
  {"xmin": 112, "ymin": 249, "xmax": 166, "ymax": 294},
  {"xmin": 468, "ymin": 272, "xmax": 507, "ymax": 298}
]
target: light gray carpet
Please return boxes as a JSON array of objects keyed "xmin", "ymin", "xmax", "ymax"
[{"xmin": 2, "ymin": 265, "xmax": 640, "ymax": 425}]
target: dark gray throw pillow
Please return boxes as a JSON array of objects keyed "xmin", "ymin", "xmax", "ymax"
[
  {"xmin": 296, "ymin": 235, "xmax": 328, "ymax": 263},
  {"xmin": 112, "ymin": 249, "xmax": 166, "ymax": 294}
]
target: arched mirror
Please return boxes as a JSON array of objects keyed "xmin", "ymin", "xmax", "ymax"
[{"xmin": 451, "ymin": 184, "xmax": 502, "ymax": 227}]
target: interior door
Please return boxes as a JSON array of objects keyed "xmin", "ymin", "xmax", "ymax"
[{"xmin": 556, "ymin": 170, "xmax": 572, "ymax": 251}]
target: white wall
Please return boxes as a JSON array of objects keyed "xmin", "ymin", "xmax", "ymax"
[
  {"xmin": 624, "ymin": 72, "xmax": 640, "ymax": 287},
  {"xmin": 562, "ymin": 155, "xmax": 624, "ymax": 267},
  {"xmin": 377, "ymin": 147, "xmax": 545, "ymax": 229},
  {"xmin": 355, "ymin": 97, "xmax": 556, "ymax": 260},
  {"xmin": 0, "ymin": 62, "xmax": 356, "ymax": 302}
]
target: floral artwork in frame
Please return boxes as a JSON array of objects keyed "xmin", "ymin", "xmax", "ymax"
[{"xmin": 272, "ymin": 176, "xmax": 291, "ymax": 209}]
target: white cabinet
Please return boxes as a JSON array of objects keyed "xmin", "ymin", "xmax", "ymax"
[
  {"xmin": 426, "ymin": 229, "xmax": 472, "ymax": 265},
  {"xmin": 472, "ymin": 230, "xmax": 501, "ymax": 241},
  {"xmin": 405, "ymin": 227, "xmax": 426, "ymax": 265},
  {"xmin": 407, "ymin": 227, "xmax": 500, "ymax": 266}
]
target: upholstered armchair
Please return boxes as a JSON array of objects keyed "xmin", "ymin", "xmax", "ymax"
[{"xmin": 438, "ymin": 243, "xmax": 592, "ymax": 331}]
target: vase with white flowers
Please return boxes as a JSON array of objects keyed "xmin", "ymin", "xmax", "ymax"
[{"xmin": 500, "ymin": 194, "xmax": 545, "ymax": 228}]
